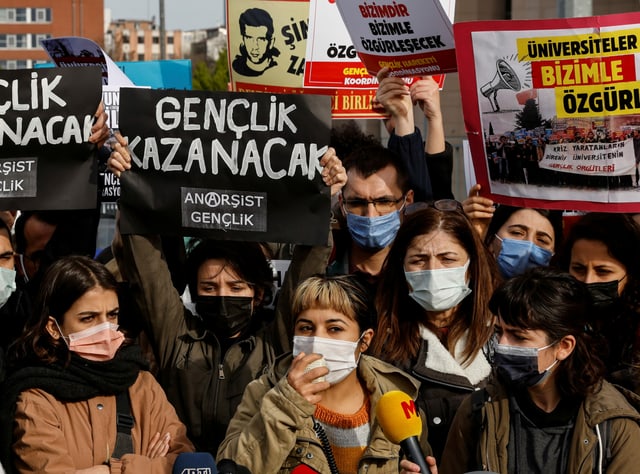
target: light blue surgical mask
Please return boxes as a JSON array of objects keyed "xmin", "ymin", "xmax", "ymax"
[
  {"xmin": 404, "ymin": 260, "xmax": 472, "ymax": 312},
  {"xmin": 346, "ymin": 210, "xmax": 401, "ymax": 250},
  {"xmin": 0, "ymin": 267, "xmax": 16, "ymax": 309},
  {"xmin": 495, "ymin": 236, "xmax": 553, "ymax": 279}
]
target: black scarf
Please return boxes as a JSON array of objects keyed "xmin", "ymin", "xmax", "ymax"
[{"xmin": 0, "ymin": 345, "xmax": 148, "ymax": 473}]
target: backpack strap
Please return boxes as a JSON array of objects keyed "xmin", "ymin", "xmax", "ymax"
[{"xmin": 111, "ymin": 391, "xmax": 135, "ymax": 460}]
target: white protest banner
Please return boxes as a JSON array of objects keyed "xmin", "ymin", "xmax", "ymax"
[
  {"xmin": 539, "ymin": 140, "xmax": 635, "ymax": 176},
  {"xmin": 335, "ymin": 0, "xmax": 457, "ymax": 78}
]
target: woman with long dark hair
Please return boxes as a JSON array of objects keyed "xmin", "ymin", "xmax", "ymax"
[
  {"xmin": 561, "ymin": 212, "xmax": 640, "ymax": 394},
  {"xmin": 0, "ymin": 256, "xmax": 193, "ymax": 473},
  {"xmin": 372, "ymin": 206, "xmax": 500, "ymax": 459}
]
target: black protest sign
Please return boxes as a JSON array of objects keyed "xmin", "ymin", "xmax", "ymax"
[
  {"xmin": 0, "ymin": 67, "xmax": 102, "ymax": 210},
  {"xmin": 118, "ymin": 88, "xmax": 332, "ymax": 245}
]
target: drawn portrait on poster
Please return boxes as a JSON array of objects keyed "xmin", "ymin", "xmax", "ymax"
[{"xmin": 232, "ymin": 8, "xmax": 281, "ymax": 77}]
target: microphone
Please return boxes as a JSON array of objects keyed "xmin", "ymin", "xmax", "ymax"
[
  {"xmin": 172, "ymin": 452, "xmax": 218, "ymax": 474},
  {"xmin": 376, "ymin": 391, "xmax": 430, "ymax": 473}
]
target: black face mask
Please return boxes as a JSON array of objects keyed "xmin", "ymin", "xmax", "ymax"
[
  {"xmin": 195, "ymin": 295, "xmax": 253, "ymax": 339},
  {"xmin": 586, "ymin": 280, "xmax": 621, "ymax": 311}
]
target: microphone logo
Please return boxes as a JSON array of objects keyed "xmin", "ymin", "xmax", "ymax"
[
  {"xmin": 400, "ymin": 399, "xmax": 418, "ymax": 420},
  {"xmin": 480, "ymin": 59, "xmax": 523, "ymax": 112}
]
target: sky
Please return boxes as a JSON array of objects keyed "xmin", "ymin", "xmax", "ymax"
[{"xmin": 105, "ymin": 0, "xmax": 225, "ymax": 31}]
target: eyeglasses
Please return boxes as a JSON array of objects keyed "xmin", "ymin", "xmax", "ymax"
[
  {"xmin": 404, "ymin": 199, "xmax": 464, "ymax": 215},
  {"xmin": 341, "ymin": 194, "xmax": 406, "ymax": 215}
]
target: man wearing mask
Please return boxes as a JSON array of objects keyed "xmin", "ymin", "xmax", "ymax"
[
  {"xmin": 332, "ymin": 144, "xmax": 414, "ymax": 279},
  {"xmin": 271, "ymin": 143, "xmax": 416, "ymax": 354}
]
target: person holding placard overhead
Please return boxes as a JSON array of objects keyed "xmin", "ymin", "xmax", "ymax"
[
  {"xmin": 375, "ymin": 67, "xmax": 454, "ymax": 203},
  {"xmin": 107, "ymin": 132, "xmax": 348, "ymax": 455}
]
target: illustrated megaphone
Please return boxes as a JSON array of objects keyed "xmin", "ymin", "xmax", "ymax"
[{"xmin": 480, "ymin": 59, "xmax": 522, "ymax": 112}]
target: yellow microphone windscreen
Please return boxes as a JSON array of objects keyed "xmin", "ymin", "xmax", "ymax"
[{"xmin": 375, "ymin": 390, "xmax": 422, "ymax": 444}]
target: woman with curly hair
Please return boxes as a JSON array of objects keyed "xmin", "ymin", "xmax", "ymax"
[
  {"xmin": 371, "ymin": 206, "xmax": 500, "ymax": 460},
  {"xmin": 432, "ymin": 268, "xmax": 640, "ymax": 474},
  {"xmin": 560, "ymin": 212, "xmax": 640, "ymax": 394}
]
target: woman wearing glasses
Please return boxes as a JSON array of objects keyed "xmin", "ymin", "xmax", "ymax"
[{"xmin": 371, "ymin": 206, "xmax": 500, "ymax": 460}]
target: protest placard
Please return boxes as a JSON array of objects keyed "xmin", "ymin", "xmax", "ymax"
[
  {"xmin": 0, "ymin": 67, "xmax": 102, "ymax": 210},
  {"xmin": 227, "ymin": 0, "xmax": 390, "ymax": 119},
  {"xmin": 304, "ymin": 0, "xmax": 447, "ymax": 94},
  {"xmin": 455, "ymin": 12, "xmax": 640, "ymax": 212},
  {"xmin": 335, "ymin": 0, "xmax": 457, "ymax": 78},
  {"xmin": 117, "ymin": 88, "xmax": 332, "ymax": 244}
]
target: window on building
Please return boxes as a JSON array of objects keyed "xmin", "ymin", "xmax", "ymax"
[
  {"xmin": 35, "ymin": 8, "xmax": 49, "ymax": 22},
  {"xmin": 123, "ymin": 35, "xmax": 130, "ymax": 44},
  {"xmin": 15, "ymin": 8, "xmax": 27, "ymax": 22},
  {"xmin": 16, "ymin": 34, "xmax": 27, "ymax": 48},
  {"xmin": 152, "ymin": 36, "xmax": 159, "ymax": 44},
  {"xmin": 7, "ymin": 35, "xmax": 16, "ymax": 48},
  {"xmin": 137, "ymin": 35, "xmax": 144, "ymax": 43},
  {"xmin": 138, "ymin": 53, "xmax": 145, "ymax": 61},
  {"xmin": 167, "ymin": 36, "xmax": 174, "ymax": 44},
  {"xmin": 35, "ymin": 34, "xmax": 51, "ymax": 47}
]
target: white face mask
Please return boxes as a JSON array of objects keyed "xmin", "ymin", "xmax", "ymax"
[
  {"xmin": 0, "ymin": 267, "xmax": 16, "ymax": 309},
  {"xmin": 292, "ymin": 334, "xmax": 363, "ymax": 385},
  {"xmin": 404, "ymin": 260, "xmax": 472, "ymax": 312}
]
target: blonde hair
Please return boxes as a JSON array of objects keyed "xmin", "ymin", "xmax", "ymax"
[{"xmin": 292, "ymin": 275, "xmax": 374, "ymax": 330}]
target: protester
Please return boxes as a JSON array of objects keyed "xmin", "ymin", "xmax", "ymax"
[
  {"xmin": 372, "ymin": 205, "xmax": 500, "ymax": 459},
  {"xmin": 436, "ymin": 268, "xmax": 640, "ymax": 474},
  {"xmin": 463, "ymin": 184, "xmax": 563, "ymax": 278},
  {"xmin": 560, "ymin": 212, "xmax": 640, "ymax": 394},
  {"xmin": 108, "ymin": 132, "xmax": 347, "ymax": 453},
  {"xmin": 218, "ymin": 274, "xmax": 437, "ymax": 473},
  {"xmin": 0, "ymin": 256, "xmax": 193, "ymax": 473},
  {"xmin": 0, "ymin": 102, "xmax": 109, "ymax": 358},
  {"xmin": 332, "ymin": 143, "xmax": 414, "ymax": 280},
  {"xmin": 375, "ymin": 68, "xmax": 454, "ymax": 203}
]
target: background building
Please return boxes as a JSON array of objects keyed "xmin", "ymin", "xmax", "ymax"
[
  {"xmin": 105, "ymin": 16, "xmax": 182, "ymax": 62},
  {"xmin": 0, "ymin": 0, "xmax": 103, "ymax": 70}
]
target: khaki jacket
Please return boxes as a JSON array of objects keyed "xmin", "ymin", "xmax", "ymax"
[
  {"xmin": 115, "ymin": 233, "xmax": 278, "ymax": 453},
  {"xmin": 440, "ymin": 379, "xmax": 640, "ymax": 474},
  {"xmin": 217, "ymin": 354, "xmax": 430, "ymax": 474},
  {"xmin": 12, "ymin": 372, "xmax": 194, "ymax": 473}
]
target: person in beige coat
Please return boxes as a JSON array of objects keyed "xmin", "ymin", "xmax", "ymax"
[
  {"xmin": 0, "ymin": 256, "xmax": 194, "ymax": 473},
  {"xmin": 217, "ymin": 275, "xmax": 437, "ymax": 474}
]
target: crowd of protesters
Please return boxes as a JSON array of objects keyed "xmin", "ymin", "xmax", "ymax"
[{"xmin": 0, "ymin": 61, "xmax": 638, "ymax": 474}]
